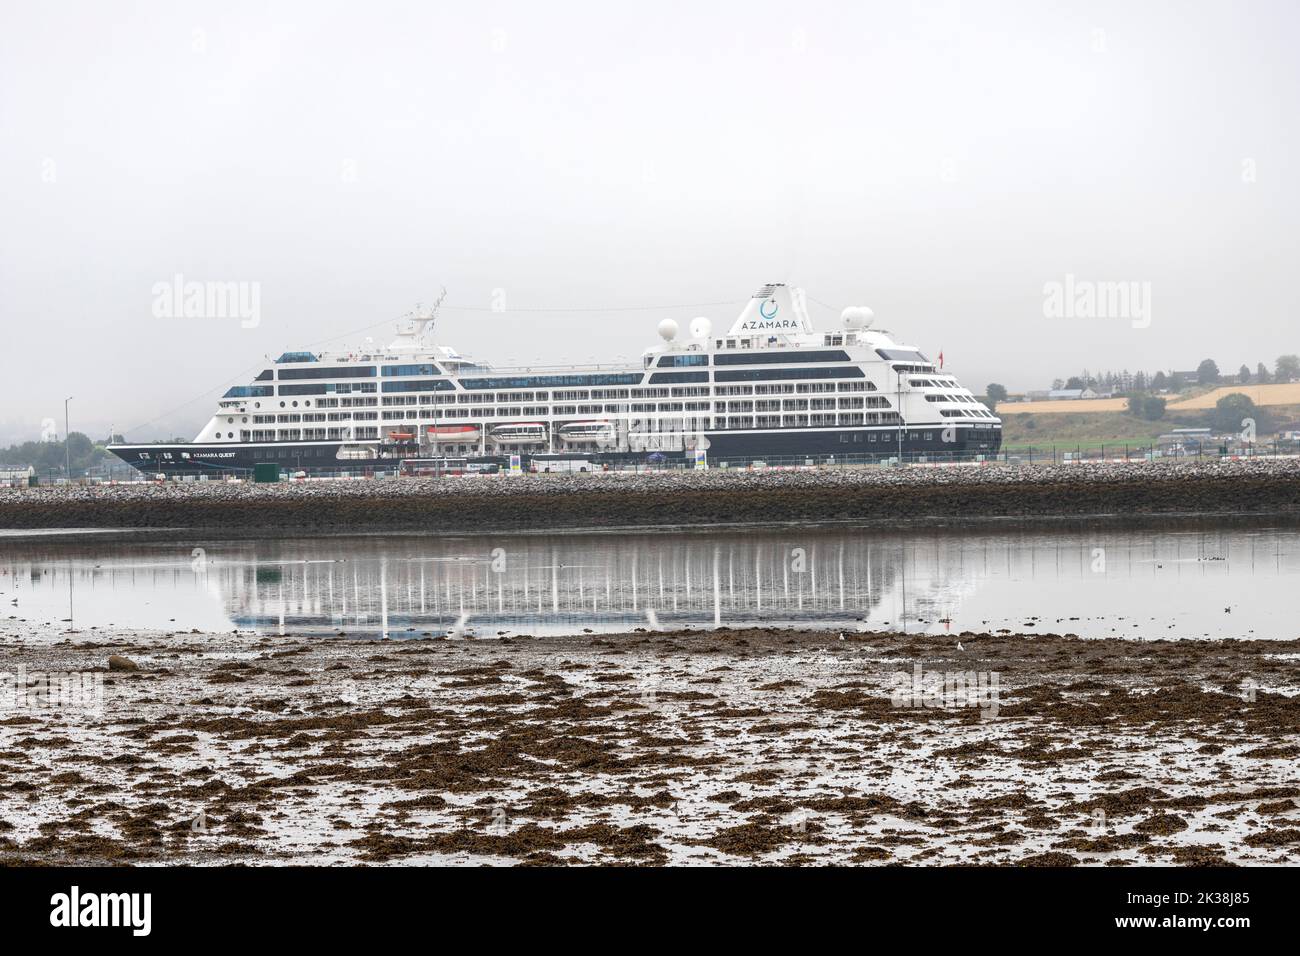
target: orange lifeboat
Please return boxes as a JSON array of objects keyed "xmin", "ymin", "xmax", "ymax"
[{"xmin": 427, "ymin": 425, "xmax": 482, "ymax": 441}]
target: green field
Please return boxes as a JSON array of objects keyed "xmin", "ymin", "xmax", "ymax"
[{"xmin": 1001, "ymin": 412, "xmax": 1177, "ymax": 450}]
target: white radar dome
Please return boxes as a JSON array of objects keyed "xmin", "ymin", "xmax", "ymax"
[
  {"xmin": 657, "ymin": 318, "xmax": 679, "ymax": 342},
  {"xmin": 841, "ymin": 306, "xmax": 875, "ymax": 330},
  {"xmin": 689, "ymin": 316, "xmax": 712, "ymax": 339}
]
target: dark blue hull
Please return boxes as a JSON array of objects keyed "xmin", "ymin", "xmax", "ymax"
[
  {"xmin": 110, "ymin": 426, "xmax": 1002, "ymax": 476},
  {"xmin": 111, "ymin": 442, "xmax": 348, "ymax": 475},
  {"xmin": 702, "ymin": 426, "xmax": 1000, "ymax": 460}
]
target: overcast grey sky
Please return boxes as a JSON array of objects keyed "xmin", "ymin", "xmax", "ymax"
[{"xmin": 2, "ymin": 0, "xmax": 1297, "ymax": 442}]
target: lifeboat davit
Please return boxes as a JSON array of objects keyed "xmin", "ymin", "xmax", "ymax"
[
  {"xmin": 558, "ymin": 421, "xmax": 615, "ymax": 443},
  {"xmin": 427, "ymin": 424, "xmax": 481, "ymax": 442},
  {"xmin": 491, "ymin": 423, "xmax": 547, "ymax": 444}
]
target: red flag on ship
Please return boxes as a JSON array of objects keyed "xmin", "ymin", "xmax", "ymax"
[{"xmin": 938, "ymin": 350, "xmax": 945, "ymax": 369}]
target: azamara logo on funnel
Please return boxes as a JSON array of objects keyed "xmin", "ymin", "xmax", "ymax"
[{"xmin": 739, "ymin": 298, "xmax": 801, "ymax": 330}]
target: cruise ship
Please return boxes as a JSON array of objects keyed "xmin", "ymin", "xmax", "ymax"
[{"xmin": 109, "ymin": 283, "xmax": 1001, "ymax": 475}]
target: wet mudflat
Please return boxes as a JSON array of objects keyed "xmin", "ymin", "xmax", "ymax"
[{"xmin": 2, "ymin": 627, "xmax": 1297, "ymax": 866}]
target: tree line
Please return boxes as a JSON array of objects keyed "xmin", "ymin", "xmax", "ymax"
[
  {"xmin": 1042, "ymin": 354, "xmax": 1299, "ymax": 395},
  {"xmin": 0, "ymin": 434, "xmax": 110, "ymax": 476},
  {"xmin": 983, "ymin": 354, "xmax": 1300, "ymax": 422}
]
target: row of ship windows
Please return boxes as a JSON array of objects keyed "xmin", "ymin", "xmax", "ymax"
[
  {"xmin": 215, "ymin": 418, "xmax": 1006, "ymax": 445},
  {"xmin": 923, "ymin": 393, "xmax": 981, "ymax": 404},
  {"xmin": 225, "ymin": 389, "xmax": 860, "ymax": 414},
  {"xmin": 220, "ymin": 396, "xmax": 991, "ymax": 425},
  {"xmin": 648, "ymin": 366, "xmax": 867, "ymax": 385},
  {"xmin": 839, "ymin": 427, "xmax": 996, "ymax": 443},
  {"xmin": 231, "ymin": 367, "xmax": 884, "ymax": 398},
  {"xmin": 227, "ymin": 414, "xmax": 916, "ymax": 443},
  {"xmin": 245, "ymin": 413, "xmax": 379, "ymax": 424},
  {"xmin": 227, "ymin": 397, "xmax": 894, "ymax": 427},
  {"xmin": 256, "ymin": 369, "xmax": 873, "ymax": 395},
  {"xmin": 379, "ymin": 394, "xmax": 894, "ymax": 410},
  {"xmin": 272, "ymin": 346, "xmax": 930, "ymax": 375},
  {"xmin": 655, "ymin": 350, "xmax": 852, "ymax": 367},
  {"xmin": 218, "ymin": 423, "xmax": 998, "ymax": 448},
  {"xmin": 909, "ymin": 377, "xmax": 963, "ymax": 388},
  {"xmin": 261, "ymin": 354, "xmax": 940, "ymax": 381},
  {"xmin": 225, "ymin": 379, "xmax": 884, "ymax": 403},
  {"xmin": 924, "ymin": 395, "xmax": 994, "ymax": 417},
  {"xmin": 261, "ymin": 363, "xmax": 453, "ymax": 381},
  {"xmin": 220, "ymin": 388, "xmax": 987, "ymax": 422},
  {"xmin": 379, "ymin": 400, "xmax": 894, "ymax": 419},
  {"xmin": 267, "ymin": 366, "xmax": 672, "ymax": 389}
]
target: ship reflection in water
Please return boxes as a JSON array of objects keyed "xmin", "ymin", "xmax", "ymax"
[
  {"xmin": 3, "ymin": 522, "xmax": 1299, "ymax": 639},
  {"xmin": 199, "ymin": 532, "xmax": 919, "ymax": 637}
]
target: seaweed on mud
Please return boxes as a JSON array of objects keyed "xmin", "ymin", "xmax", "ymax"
[{"xmin": 2, "ymin": 626, "xmax": 1297, "ymax": 866}]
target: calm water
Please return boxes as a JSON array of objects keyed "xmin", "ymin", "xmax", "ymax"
[{"xmin": 1, "ymin": 523, "xmax": 1297, "ymax": 639}]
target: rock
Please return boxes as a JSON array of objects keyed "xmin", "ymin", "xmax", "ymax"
[
  {"xmin": 108, "ymin": 654, "xmax": 139, "ymax": 671},
  {"xmin": 2, "ymin": 457, "xmax": 1299, "ymax": 533}
]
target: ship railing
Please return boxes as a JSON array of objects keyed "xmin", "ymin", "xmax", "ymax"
[{"xmin": 447, "ymin": 361, "xmax": 642, "ymax": 374}]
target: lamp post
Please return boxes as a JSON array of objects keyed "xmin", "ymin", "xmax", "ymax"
[
  {"xmin": 64, "ymin": 396, "xmax": 73, "ymax": 479},
  {"xmin": 895, "ymin": 371, "xmax": 904, "ymax": 463}
]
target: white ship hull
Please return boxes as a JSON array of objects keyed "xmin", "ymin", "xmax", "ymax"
[{"xmin": 109, "ymin": 283, "xmax": 1001, "ymax": 475}]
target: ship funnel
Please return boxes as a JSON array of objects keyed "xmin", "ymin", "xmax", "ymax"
[{"xmin": 726, "ymin": 283, "xmax": 814, "ymax": 336}]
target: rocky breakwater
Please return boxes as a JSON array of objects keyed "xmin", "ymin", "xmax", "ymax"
[{"xmin": 2, "ymin": 458, "xmax": 1299, "ymax": 534}]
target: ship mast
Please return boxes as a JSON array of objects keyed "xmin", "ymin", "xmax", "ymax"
[{"xmin": 424, "ymin": 287, "xmax": 446, "ymax": 342}]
